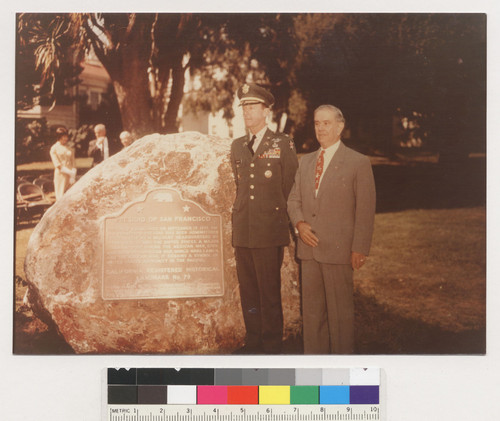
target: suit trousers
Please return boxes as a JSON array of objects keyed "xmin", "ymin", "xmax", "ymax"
[
  {"xmin": 301, "ymin": 259, "xmax": 354, "ymax": 354},
  {"xmin": 234, "ymin": 246, "xmax": 284, "ymax": 353}
]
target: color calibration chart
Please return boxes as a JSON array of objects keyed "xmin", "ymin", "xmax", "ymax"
[{"xmin": 104, "ymin": 368, "xmax": 383, "ymax": 420}]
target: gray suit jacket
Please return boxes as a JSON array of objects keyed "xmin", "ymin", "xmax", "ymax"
[{"xmin": 287, "ymin": 142, "xmax": 376, "ymax": 264}]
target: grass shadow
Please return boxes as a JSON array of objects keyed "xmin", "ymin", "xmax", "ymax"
[{"xmin": 354, "ymin": 289, "xmax": 486, "ymax": 354}]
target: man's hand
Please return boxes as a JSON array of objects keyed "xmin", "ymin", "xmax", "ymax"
[
  {"xmin": 351, "ymin": 252, "xmax": 367, "ymax": 270},
  {"xmin": 297, "ymin": 221, "xmax": 319, "ymax": 247}
]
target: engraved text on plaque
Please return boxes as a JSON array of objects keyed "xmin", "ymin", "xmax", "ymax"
[{"xmin": 102, "ymin": 189, "xmax": 224, "ymax": 299}]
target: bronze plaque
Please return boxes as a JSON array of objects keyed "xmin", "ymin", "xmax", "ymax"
[{"xmin": 102, "ymin": 188, "xmax": 224, "ymax": 300}]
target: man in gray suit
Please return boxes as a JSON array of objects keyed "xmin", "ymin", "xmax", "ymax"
[{"xmin": 287, "ymin": 104, "xmax": 376, "ymax": 354}]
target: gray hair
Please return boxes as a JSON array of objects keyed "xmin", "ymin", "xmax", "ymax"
[
  {"xmin": 94, "ymin": 123, "xmax": 106, "ymax": 134},
  {"xmin": 314, "ymin": 104, "xmax": 345, "ymax": 123},
  {"xmin": 119, "ymin": 131, "xmax": 132, "ymax": 140}
]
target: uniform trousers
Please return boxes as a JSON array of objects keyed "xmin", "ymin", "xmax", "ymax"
[
  {"xmin": 234, "ymin": 246, "xmax": 284, "ymax": 353},
  {"xmin": 301, "ymin": 259, "xmax": 354, "ymax": 354}
]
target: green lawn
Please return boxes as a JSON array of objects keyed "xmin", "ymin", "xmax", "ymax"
[{"xmin": 357, "ymin": 207, "xmax": 486, "ymax": 332}]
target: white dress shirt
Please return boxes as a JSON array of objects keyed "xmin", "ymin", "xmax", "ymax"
[{"xmin": 316, "ymin": 140, "xmax": 341, "ymax": 194}]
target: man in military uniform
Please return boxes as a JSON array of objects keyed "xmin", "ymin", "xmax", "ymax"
[{"xmin": 230, "ymin": 83, "xmax": 299, "ymax": 354}]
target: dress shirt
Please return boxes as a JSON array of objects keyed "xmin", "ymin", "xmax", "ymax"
[
  {"xmin": 249, "ymin": 126, "xmax": 268, "ymax": 153},
  {"xmin": 316, "ymin": 140, "xmax": 341, "ymax": 194}
]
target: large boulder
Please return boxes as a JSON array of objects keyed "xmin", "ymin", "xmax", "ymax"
[{"xmin": 24, "ymin": 132, "xmax": 301, "ymax": 354}]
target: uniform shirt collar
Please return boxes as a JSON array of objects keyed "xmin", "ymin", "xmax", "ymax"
[{"xmin": 249, "ymin": 126, "xmax": 268, "ymax": 152}]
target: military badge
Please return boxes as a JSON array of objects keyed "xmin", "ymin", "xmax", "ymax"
[
  {"xmin": 242, "ymin": 84, "xmax": 250, "ymax": 94},
  {"xmin": 265, "ymin": 170, "xmax": 273, "ymax": 178},
  {"xmin": 258, "ymin": 148, "xmax": 281, "ymax": 159}
]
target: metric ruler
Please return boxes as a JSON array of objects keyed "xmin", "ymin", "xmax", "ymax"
[
  {"xmin": 104, "ymin": 368, "xmax": 384, "ymax": 421},
  {"xmin": 106, "ymin": 404, "xmax": 382, "ymax": 421}
]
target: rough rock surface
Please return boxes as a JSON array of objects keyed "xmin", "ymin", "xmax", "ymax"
[{"xmin": 24, "ymin": 132, "xmax": 301, "ymax": 354}]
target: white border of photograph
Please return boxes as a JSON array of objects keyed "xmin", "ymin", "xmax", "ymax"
[{"xmin": 2, "ymin": 1, "xmax": 499, "ymax": 420}]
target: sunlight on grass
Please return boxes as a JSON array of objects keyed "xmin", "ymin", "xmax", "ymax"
[
  {"xmin": 358, "ymin": 207, "xmax": 486, "ymax": 331},
  {"xmin": 17, "ymin": 158, "xmax": 93, "ymax": 172}
]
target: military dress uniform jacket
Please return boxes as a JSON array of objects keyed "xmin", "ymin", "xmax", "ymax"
[
  {"xmin": 231, "ymin": 129, "xmax": 299, "ymax": 248},
  {"xmin": 287, "ymin": 141, "xmax": 376, "ymax": 264}
]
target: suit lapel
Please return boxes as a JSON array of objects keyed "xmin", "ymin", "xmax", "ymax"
[{"xmin": 308, "ymin": 149, "xmax": 321, "ymax": 195}]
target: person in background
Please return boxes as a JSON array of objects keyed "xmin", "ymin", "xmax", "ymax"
[
  {"xmin": 119, "ymin": 130, "xmax": 134, "ymax": 148},
  {"xmin": 230, "ymin": 83, "xmax": 299, "ymax": 354},
  {"xmin": 287, "ymin": 104, "xmax": 376, "ymax": 354},
  {"xmin": 88, "ymin": 123, "xmax": 109, "ymax": 166},
  {"xmin": 49, "ymin": 127, "xmax": 76, "ymax": 201}
]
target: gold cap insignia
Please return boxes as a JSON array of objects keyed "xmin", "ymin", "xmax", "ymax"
[{"xmin": 242, "ymin": 84, "xmax": 250, "ymax": 94}]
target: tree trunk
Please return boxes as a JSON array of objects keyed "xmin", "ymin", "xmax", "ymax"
[
  {"xmin": 112, "ymin": 69, "xmax": 153, "ymax": 139},
  {"xmin": 163, "ymin": 63, "xmax": 185, "ymax": 134},
  {"xmin": 85, "ymin": 14, "xmax": 184, "ymax": 138}
]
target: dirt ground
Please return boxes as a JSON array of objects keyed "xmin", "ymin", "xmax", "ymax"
[{"xmin": 13, "ymin": 155, "xmax": 486, "ymax": 355}]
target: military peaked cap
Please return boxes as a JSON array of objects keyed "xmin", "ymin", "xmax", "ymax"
[{"xmin": 237, "ymin": 83, "xmax": 275, "ymax": 108}]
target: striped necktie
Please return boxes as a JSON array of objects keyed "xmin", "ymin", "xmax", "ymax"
[{"xmin": 315, "ymin": 149, "xmax": 325, "ymax": 192}]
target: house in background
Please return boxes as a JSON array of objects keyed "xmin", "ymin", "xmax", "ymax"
[
  {"xmin": 17, "ymin": 50, "xmax": 273, "ymax": 140},
  {"xmin": 17, "ymin": 50, "xmax": 112, "ymax": 131}
]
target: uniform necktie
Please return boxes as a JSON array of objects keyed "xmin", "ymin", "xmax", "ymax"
[
  {"xmin": 315, "ymin": 149, "xmax": 325, "ymax": 192},
  {"xmin": 248, "ymin": 135, "xmax": 256, "ymax": 156}
]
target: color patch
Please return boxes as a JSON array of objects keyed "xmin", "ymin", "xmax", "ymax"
[
  {"xmin": 350, "ymin": 368, "xmax": 380, "ymax": 386},
  {"xmin": 350, "ymin": 386, "xmax": 379, "ymax": 404},
  {"xmin": 290, "ymin": 386, "xmax": 319, "ymax": 404},
  {"xmin": 164, "ymin": 369, "xmax": 214, "ymax": 385},
  {"xmin": 319, "ymin": 386, "xmax": 350, "ymax": 404},
  {"xmin": 259, "ymin": 386, "xmax": 290, "ymax": 404},
  {"xmin": 108, "ymin": 386, "xmax": 138, "ymax": 404},
  {"xmin": 138, "ymin": 386, "xmax": 167, "ymax": 404},
  {"xmin": 322, "ymin": 369, "xmax": 350, "ymax": 385},
  {"xmin": 242, "ymin": 369, "xmax": 269, "ymax": 385},
  {"xmin": 214, "ymin": 369, "xmax": 243, "ymax": 385},
  {"xmin": 167, "ymin": 385, "xmax": 197, "ymax": 404},
  {"xmin": 137, "ymin": 368, "xmax": 215, "ymax": 385},
  {"xmin": 295, "ymin": 369, "xmax": 322, "ymax": 385},
  {"xmin": 108, "ymin": 368, "xmax": 137, "ymax": 385},
  {"xmin": 197, "ymin": 386, "xmax": 228, "ymax": 404},
  {"xmin": 137, "ymin": 368, "xmax": 168, "ymax": 385},
  {"xmin": 268, "ymin": 369, "xmax": 295, "ymax": 386},
  {"xmin": 227, "ymin": 386, "xmax": 259, "ymax": 404}
]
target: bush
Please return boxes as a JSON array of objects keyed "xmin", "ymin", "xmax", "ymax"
[
  {"xmin": 15, "ymin": 118, "xmax": 51, "ymax": 164},
  {"xmin": 68, "ymin": 125, "xmax": 95, "ymax": 158}
]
